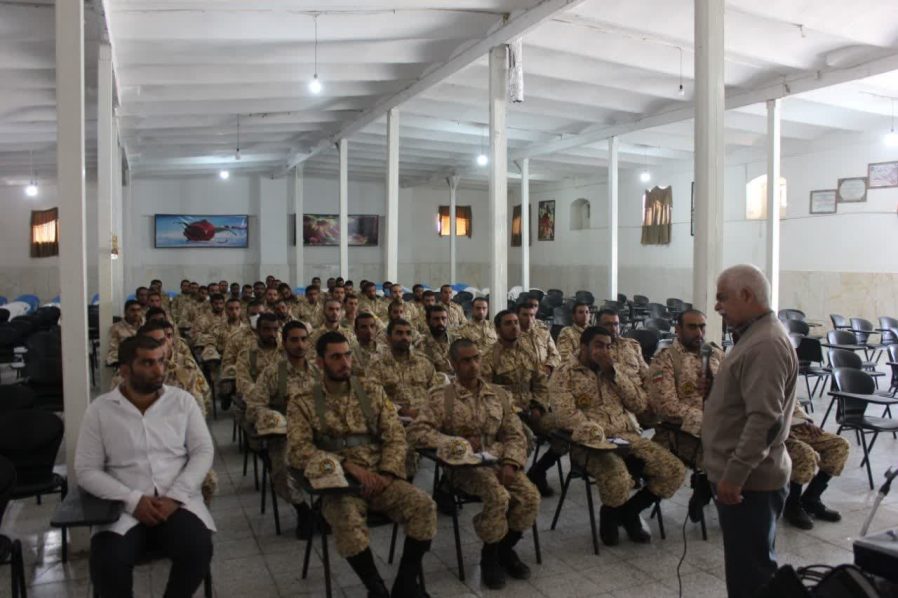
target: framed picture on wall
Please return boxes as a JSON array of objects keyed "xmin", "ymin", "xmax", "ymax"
[
  {"xmin": 154, "ymin": 214, "xmax": 249, "ymax": 248},
  {"xmin": 868, "ymin": 161, "xmax": 898, "ymax": 189},
  {"xmin": 511, "ymin": 204, "xmax": 532, "ymax": 246},
  {"xmin": 538, "ymin": 200, "xmax": 555, "ymax": 241},
  {"xmin": 836, "ymin": 177, "xmax": 867, "ymax": 203},
  {"xmin": 302, "ymin": 214, "xmax": 379, "ymax": 246},
  {"xmin": 808, "ymin": 189, "xmax": 837, "ymax": 214}
]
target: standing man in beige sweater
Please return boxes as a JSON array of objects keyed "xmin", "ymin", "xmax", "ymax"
[{"xmin": 702, "ymin": 264, "xmax": 797, "ymax": 598}]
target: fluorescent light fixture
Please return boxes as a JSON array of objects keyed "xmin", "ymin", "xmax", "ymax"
[
  {"xmin": 219, "ymin": 170, "xmax": 230, "ymax": 180},
  {"xmin": 308, "ymin": 74, "xmax": 322, "ymax": 95}
]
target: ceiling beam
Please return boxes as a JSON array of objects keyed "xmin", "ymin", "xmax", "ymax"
[{"xmin": 274, "ymin": 0, "xmax": 589, "ymax": 177}]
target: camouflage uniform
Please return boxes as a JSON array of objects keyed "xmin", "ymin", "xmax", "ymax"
[
  {"xmin": 455, "ymin": 320, "xmax": 498, "ymax": 353},
  {"xmin": 648, "ymin": 339, "xmax": 724, "ymax": 466},
  {"xmin": 235, "ymin": 344, "xmax": 281, "ymax": 398},
  {"xmin": 286, "ymin": 376, "xmax": 437, "ymax": 557},
  {"xmin": 296, "ymin": 299, "xmax": 323, "ymax": 328},
  {"xmin": 247, "ymin": 356, "xmax": 319, "ymax": 503},
  {"xmin": 365, "ymin": 350, "xmax": 443, "ymax": 413},
  {"xmin": 408, "ymin": 380, "xmax": 539, "ymax": 543},
  {"xmin": 221, "ymin": 327, "xmax": 255, "ymax": 380},
  {"xmin": 193, "ymin": 310, "xmax": 227, "ymax": 352},
  {"xmin": 480, "ymin": 341, "xmax": 550, "ymax": 413},
  {"xmin": 197, "ymin": 320, "xmax": 246, "ymax": 362},
  {"xmin": 442, "ymin": 301, "xmax": 466, "ymax": 329},
  {"xmin": 308, "ymin": 323, "xmax": 357, "ymax": 352},
  {"xmin": 556, "ymin": 323, "xmax": 586, "ymax": 365},
  {"xmin": 786, "ymin": 404, "xmax": 850, "ymax": 485},
  {"xmin": 106, "ymin": 319, "xmax": 141, "ymax": 365},
  {"xmin": 520, "ymin": 322, "xmax": 561, "ymax": 372},
  {"xmin": 169, "ymin": 294, "xmax": 191, "ymax": 323},
  {"xmin": 550, "ymin": 359, "xmax": 685, "ymax": 507},
  {"xmin": 611, "ymin": 337, "xmax": 650, "ymax": 380},
  {"xmin": 419, "ymin": 333, "xmax": 454, "ymax": 375},
  {"xmin": 349, "ymin": 339, "xmax": 384, "ymax": 377},
  {"xmin": 358, "ymin": 296, "xmax": 388, "ymax": 321}
]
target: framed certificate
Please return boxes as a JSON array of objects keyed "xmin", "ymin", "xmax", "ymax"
[
  {"xmin": 809, "ymin": 189, "xmax": 837, "ymax": 214},
  {"xmin": 836, "ymin": 177, "xmax": 867, "ymax": 203},
  {"xmin": 868, "ymin": 161, "xmax": 898, "ymax": 189}
]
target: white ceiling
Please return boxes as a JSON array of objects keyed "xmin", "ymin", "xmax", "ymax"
[{"xmin": 2, "ymin": 0, "xmax": 898, "ymax": 188}]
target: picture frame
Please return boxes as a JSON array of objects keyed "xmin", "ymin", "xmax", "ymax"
[
  {"xmin": 511, "ymin": 204, "xmax": 533, "ymax": 246},
  {"xmin": 302, "ymin": 214, "xmax": 380, "ymax": 246},
  {"xmin": 836, "ymin": 177, "xmax": 867, "ymax": 203},
  {"xmin": 154, "ymin": 214, "xmax": 249, "ymax": 248},
  {"xmin": 868, "ymin": 161, "xmax": 898, "ymax": 189},
  {"xmin": 538, "ymin": 200, "xmax": 555, "ymax": 241},
  {"xmin": 808, "ymin": 189, "xmax": 837, "ymax": 215}
]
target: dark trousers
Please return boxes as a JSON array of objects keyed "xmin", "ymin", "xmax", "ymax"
[
  {"xmin": 90, "ymin": 508, "xmax": 213, "ymax": 598},
  {"xmin": 715, "ymin": 486, "xmax": 788, "ymax": 598}
]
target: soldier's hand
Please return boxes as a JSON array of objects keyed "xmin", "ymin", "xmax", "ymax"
[
  {"xmin": 496, "ymin": 464, "xmax": 517, "ymax": 487},
  {"xmin": 805, "ymin": 423, "xmax": 823, "ymax": 438},
  {"xmin": 398, "ymin": 406, "xmax": 418, "ymax": 419}
]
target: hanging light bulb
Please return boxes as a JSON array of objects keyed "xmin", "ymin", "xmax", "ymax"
[
  {"xmin": 25, "ymin": 182, "xmax": 39, "ymax": 197},
  {"xmin": 476, "ymin": 153, "xmax": 488, "ymax": 166},
  {"xmin": 885, "ymin": 99, "xmax": 898, "ymax": 146},
  {"xmin": 476, "ymin": 124, "xmax": 488, "ymax": 166},
  {"xmin": 678, "ymin": 84, "xmax": 685, "ymax": 97},
  {"xmin": 308, "ymin": 15, "xmax": 323, "ymax": 95},
  {"xmin": 677, "ymin": 47, "xmax": 686, "ymax": 97},
  {"xmin": 640, "ymin": 170, "xmax": 651, "ymax": 183},
  {"xmin": 639, "ymin": 145, "xmax": 651, "ymax": 183},
  {"xmin": 219, "ymin": 170, "xmax": 230, "ymax": 180}
]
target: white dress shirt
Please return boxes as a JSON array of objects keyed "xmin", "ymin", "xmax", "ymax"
[{"xmin": 74, "ymin": 385, "xmax": 216, "ymax": 535}]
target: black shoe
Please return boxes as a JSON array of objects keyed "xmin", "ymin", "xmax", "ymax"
[
  {"xmin": 784, "ymin": 502, "xmax": 814, "ymax": 529},
  {"xmin": 346, "ymin": 548, "xmax": 390, "ymax": 598},
  {"xmin": 480, "ymin": 543, "xmax": 506, "ymax": 590},
  {"xmin": 220, "ymin": 395, "xmax": 232, "ymax": 411},
  {"xmin": 294, "ymin": 502, "xmax": 313, "ymax": 540},
  {"xmin": 497, "ymin": 531, "xmax": 530, "ymax": 580},
  {"xmin": 527, "ymin": 468, "xmax": 554, "ymax": 498},
  {"xmin": 620, "ymin": 488, "xmax": 655, "ymax": 543},
  {"xmin": 802, "ymin": 499, "xmax": 841, "ymax": 523},
  {"xmin": 599, "ymin": 505, "xmax": 620, "ymax": 546},
  {"xmin": 434, "ymin": 485, "xmax": 456, "ymax": 516},
  {"xmin": 391, "ymin": 537, "xmax": 431, "ymax": 598}
]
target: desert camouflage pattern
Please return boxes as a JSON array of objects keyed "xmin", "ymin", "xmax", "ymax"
[
  {"xmin": 418, "ymin": 332, "xmax": 454, "ymax": 375},
  {"xmin": 520, "ymin": 322, "xmax": 561, "ymax": 371},
  {"xmin": 556, "ymin": 323, "xmax": 586, "ymax": 365},
  {"xmin": 786, "ymin": 403, "xmax": 849, "ymax": 484},
  {"xmin": 365, "ymin": 350, "xmax": 442, "ymax": 412},
  {"xmin": 455, "ymin": 319, "xmax": 498, "ymax": 352},
  {"xmin": 480, "ymin": 341, "xmax": 550, "ymax": 412},
  {"xmin": 106, "ymin": 319, "xmax": 141, "ymax": 365},
  {"xmin": 235, "ymin": 344, "xmax": 281, "ymax": 398}
]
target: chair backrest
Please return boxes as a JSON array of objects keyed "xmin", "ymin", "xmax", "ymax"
[
  {"xmin": 832, "ymin": 367, "xmax": 875, "ymax": 421},
  {"xmin": 849, "ymin": 317, "xmax": 874, "ymax": 344},
  {"xmin": 550, "ymin": 324, "xmax": 564, "ymax": 342},
  {"xmin": 574, "ymin": 290, "xmax": 595, "ymax": 306},
  {"xmin": 544, "ymin": 293, "xmax": 564, "ymax": 308},
  {"xmin": 889, "ymin": 343, "xmax": 898, "ymax": 363},
  {"xmin": 830, "ymin": 314, "xmax": 850, "ymax": 329},
  {"xmin": 647, "ymin": 303, "xmax": 671, "ymax": 319},
  {"xmin": 617, "ymin": 293, "xmax": 628, "ymax": 304},
  {"xmin": 530, "ymin": 289, "xmax": 547, "ymax": 303},
  {"xmin": 783, "ymin": 319, "xmax": 809, "ymax": 336},
  {"xmin": 0, "ymin": 308, "xmax": 8, "ymax": 324},
  {"xmin": 879, "ymin": 317, "xmax": 898, "ymax": 344},
  {"xmin": 0, "ymin": 385, "xmax": 36, "ymax": 413},
  {"xmin": 828, "ymin": 348, "xmax": 862, "ymax": 370},
  {"xmin": 827, "ymin": 330, "xmax": 856, "ymax": 346},
  {"xmin": 553, "ymin": 306, "xmax": 572, "ymax": 327},
  {"xmin": 665, "ymin": 298, "xmax": 685, "ymax": 312},
  {"xmin": 453, "ymin": 291, "xmax": 473, "ymax": 304},
  {"xmin": 778, "ymin": 308, "xmax": 806, "ymax": 322},
  {"xmin": 788, "ymin": 333, "xmax": 802, "ymax": 349},
  {"xmin": 0, "ymin": 410, "xmax": 65, "ymax": 487},
  {"xmin": 795, "ymin": 336, "xmax": 824, "ymax": 364},
  {"xmin": 0, "ymin": 455, "xmax": 16, "ymax": 528},
  {"xmin": 624, "ymin": 328, "xmax": 660, "ymax": 363},
  {"xmin": 633, "ymin": 295, "xmax": 649, "ymax": 306},
  {"xmin": 643, "ymin": 317, "xmax": 671, "ymax": 332}
]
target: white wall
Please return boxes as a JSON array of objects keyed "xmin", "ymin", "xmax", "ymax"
[{"xmin": 0, "ymin": 180, "xmax": 98, "ymax": 302}]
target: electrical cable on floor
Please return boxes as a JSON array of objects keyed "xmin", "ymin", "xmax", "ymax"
[{"xmin": 676, "ymin": 508, "xmax": 690, "ymax": 598}]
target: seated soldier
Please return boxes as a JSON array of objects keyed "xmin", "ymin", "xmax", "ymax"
[
  {"xmin": 783, "ymin": 403, "xmax": 849, "ymax": 529},
  {"xmin": 309, "ymin": 298, "xmax": 356, "ymax": 349},
  {"xmin": 516, "ymin": 296, "xmax": 560, "ymax": 376},
  {"xmin": 246, "ymin": 321, "xmax": 318, "ymax": 538},
  {"xmin": 169, "ymin": 279, "xmax": 192, "ymax": 322},
  {"xmin": 408, "ymin": 339, "xmax": 540, "ymax": 590},
  {"xmin": 550, "ymin": 326, "xmax": 685, "ymax": 546},
  {"xmin": 192, "ymin": 292, "xmax": 227, "ymax": 349},
  {"xmin": 296, "ymin": 284, "xmax": 324, "ymax": 327},
  {"xmin": 287, "ymin": 332, "xmax": 436, "ymax": 598},
  {"xmin": 366, "ymin": 318, "xmax": 442, "ymax": 419},
  {"xmin": 418, "ymin": 304, "xmax": 454, "ymax": 375},
  {"xmin": 648, "ymin": 309, "xmax": 724, "ymax": 521},
  {"xmin": 145, "ymin": 290, "xmax": 173, "ymax": 323},
  {"xmin": 106, "ymin": 299, "xmax": 144, "ymax": 366},
  {"xmin": 376, "ymin": 301, "xmax": 420, "ymax": 347},
  {"xmin": 438, "ymin": 284, "xmax": 466, "ymax": 329},
  {"xmin": 415, "ymin": 291, "xmax": 438, "ymax": 336},
  {"xmin": 195, "ymin": 297, "xmax": 246, "ymax": 364},
  {"xmin": 455, "ymin": 297, "xmax": 498, "ymax": 352},
  {"xmin": 359, "ymin": 281, "xmax": 387, "ymax": 321},
  {"xmin": 556, "ymin": 301, "xmax": 591, "ymax": 364},
  {"xmin": 596, "ymin": 308, "xmax": 649, "ymax": 381},
  {"xmin": 273, "ymin": 299, "xmax": 296, "ymax": 326},
  {"xmin": 235, "ymin": 312, "xmax": 282, "ymax": 400},
  {"xmin": 75, "ymin": 336, "xmax": 214, "ymax": 598},
  {"xmin": 350, "ymin": 312, "xmax": 384, "ymax": 377}
]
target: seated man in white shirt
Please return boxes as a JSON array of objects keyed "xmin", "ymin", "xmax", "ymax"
[{"xmin": 74, "ymin": 335, "xmax": 215, "ymax": 598}]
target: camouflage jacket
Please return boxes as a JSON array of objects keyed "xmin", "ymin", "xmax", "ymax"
[
  {"xmin": 648, "ymin": 339, "xmax": 723, "ymax": 436},
  {"xmin": 480, "ymin": 341, "xmax": 550, "ymax": 412},
  {"xmin": 408, "ymin": 378, "xmax": 528, "ymax": 468},
  {"xmin": 308, "ymin": 323, "xmax": 357, "ymax": 352},
  {"xmin": 419, "ymin": 332, "xmax": 454, "ymax": 374},
  {"xmin": 455, "ymin": 320, "xmax": 498, "ymax": 352},
  {"xmin": 246, "ymin": 355, "xmax": 318, "ymax": 424},
  {"xmin": 349, "ymin": 339, "xmax": 385, "ymax": 377},
  {"xmin": 556, "ymin": 323, "xmax": 587, "ymax": 365},
  {"xmin": 442, "ymin": 301, "xmax": 466, "ymax": 329},
  {"xmin": 235, "ymin": 343, "xmax": 281, "ymax": 398},
  {"xmin": 286, "ymin": 376, "xmax": 408, "ymax": 478},
  {"xmin": 364, "ymin": 349, "xmax": 443, "ymax": 412},
  {"xmin": 106, "ymin": 319, "xmax": 141, "ymax": 365},
  {"xmin": 520, "ymin": 322, "xmax": 561, "ymax": 371}
]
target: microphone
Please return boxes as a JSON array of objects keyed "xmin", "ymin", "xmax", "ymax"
[{"xmin": 700, "ymin": 343, "xmax": 712, "ymax": 378}]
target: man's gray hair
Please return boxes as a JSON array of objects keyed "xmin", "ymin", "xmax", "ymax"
[{"xmin": 717, "ymin": 264, "xmax": 771, "ymax": 308}]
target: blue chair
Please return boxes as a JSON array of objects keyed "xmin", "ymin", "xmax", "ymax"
[
  {"xmin": 90, "ymin": 293, "xmax": 100, "ymax": 305},
  {"xmin": 0, "ymin": 296, "xmax": 6, "ymax": 306},
  {"xmin": 166, "ymin": 290, "xmax": 177, "ymax": 299},
  {"xmin": 294, "ymin": 286, "xmax": 305, "ymax": 296},
  {"xmin": 50, "ymin": 295, "xmax": 60, "ymax": 304},
  {"xmin": 451, "ymin": 283, "xmax": 469, "ymax": 292},
  {"xmin": 126, "ymin": 293, "xmax": 136, "ymax": 301},
  {"xmin": 13, "ymin": 295, "xmax": 39, "ymax": 314}
]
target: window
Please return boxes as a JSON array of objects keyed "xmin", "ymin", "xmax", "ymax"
[
  {"xmin": 31, "ymin": 207, "xmax": 58, "ymax": 257},
  {"xmin": 640, "ymin": 186, "xmax": 672, "ymax": 245},
  {"xmin": 511, "ymin": 204, "xmax": 531, "ymax": 246},
  {"xmin": 436, "ymin": 205, "xmax": 472, "ymax": 237},
  {"xmin": 745, "ymin": 175, "xmax": 787, "ymax": 220},
  {"xmin": 569, "ymin": 198, "xmax": 591, "ymax": 230}
]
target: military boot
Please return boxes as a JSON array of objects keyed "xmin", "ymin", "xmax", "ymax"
[
  {"xmin": 784, "ymin": 482, "xmax": 814, "ymax": 530},
  {"xmin": 497, "ymin": 530, "xmax": 530, "ymax": 580},
  {"xmin": 391, "ymin": 537, "xmax": 431, "ymax": 598},
  {"xmin": 619, "ymin": 488, "xmax": 656, "ymax": 543},
  {"xmin": 801, "ymin": 472, "xmax": 841, "ymax": 523},
  {"xmin": 480, "ymin": 542, "xmax": 506, "ymax": 590},
  {"xmin": 346, "ymin": 548, "xmax": 390, "ymax": 598}
]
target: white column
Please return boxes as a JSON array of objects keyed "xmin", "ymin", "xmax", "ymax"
[
  {"xmin": 693, "ymin": 0, "xmax": 726, "ymax": 344},
  {"xmin": 97, "ymin": 43, "xmax": 115, "ymax": 391},
  {"xmin": 766, "ymin": 98, "xmax": 782, "ymax": 313},
  {"xmin": 519, "ymin": 159, "xmax": 530, "ymax": 291},
  {"xmin": 292, "ymin": 166, "xmax": 305, "ymax": 286},
  {"xmin": 385, "ymin": 108, "xmax": 400, "ymax": 282},
  {"xmin": 338, "ymin": 139, "xmax": 349, "ymax": 279},
  {"xmin": 112, "ymin": 143, "xmax": 124, "ymax": 310},
  {"xmin": 447, "ymin": 175, "xmax": 460, "ymax": 284},
  {"xmin": 607, "ymin": 137, "xmax": 619, "ymax": 300},
  {"xmin": 57, "ymin": 0, "xmax": 91, "ymax": 500},
  {"xmin": 489, "ymin": 45, "xmax": 509, "ymax": 305}
]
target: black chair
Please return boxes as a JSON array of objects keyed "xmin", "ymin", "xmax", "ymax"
[
  {"xmin": 831, "ymin": 368, "xmax": 898, "ymax": 489},
  {"xmin": 665, "ymin": 298, "xmax": 685, "ymax": 316},
  {"xmin": 624, "ymin": 329, "xmax": 661, "ymax": 364},
  {"xmin": 887, "ymin": 344, "xmax": 898, "ymax": 396},
  {"xmin": 530, "ymin": 289, "xmax": 547, "ymax": 303},
  {"xmin": 850, "ymin": 318, "xmax": 886, "ymax": 362},
  {"xmin": 0, "ymin": 309, "xmax": 9, "ymax": 324},
  {"xmin": 783, "ymin": 319, "xmax": 810, "ymax": 336},
  {"xmin": 632, "ymin": 295, "xmax": 649, "ymax": 307},
  {"xmin": 617, "ymin": 293, "xmax": 628, "ymax": 305},
  {"xmin": 552, "ymin": 306, "xmax": 572, "ymax": 327},
  {"xmin": 452, "ymin": 291, "xmax": 473, "ymax": 305},
  {"xmin": 574, "ymin": 290, "xmax": 595, "ymax": 306},
  {"xmin": 646, "ymin": 303, "xmax": 671, "ymax": 320},
  {"xmin": 778, "ymin": 309, "xmax": 806, "ymax": 322},
  {"xmin": 0, "ymin": 410, "xmax": 68, "ymax": 558},
  {"xmin": 878, "ymin": 317, "xmax": 898, "ymax": 345},
  {"xmin": 543, "ymin": 292, "xmax": 564, "ymax": 309},
  {"xmin": 0, "ymin": 455, "xmax": 26, "ymax": 598},
  {"xmin": 830, "ymin": 314, "xmax": 851, "ymax": 330},
  {"xmin": 50, "ymin": 489, "xmax": 213, "ymax": 598},
  {"xmin": 0, "ymin": 385, "xmax": 36, "ymax": 414},
  {"xmin": 22, "ymin": 331, "xmax": 64, "ymax": 412},
  {"xmin": 402, "ymin": 292, "xmax": 414, "ymax": 302},
  {"xmin": 643, "ymin": 318, "xmax": 673, "ymax": 338},
  {"xmin": 794, "ymin": 336, "xmax": 829, "ymax": 402},
  {"xmin": 827, "ymin": 331, "xmax": 879, "ymax": 372}
]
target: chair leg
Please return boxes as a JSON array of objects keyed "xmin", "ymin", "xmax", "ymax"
[
  {"xmin": 61, "ymin": 525, "xmax": 68, "ymax": 563},
  {"xmin": 242, "ymin": 444, "xmax": 249, "ymax": 477},
  {"xmin": 260, "ymin": 459, "xmax": 268, "ymax": 514},
  {"xmin": 550, "ymin": 469, "xmax": 574, "ymax": 530},
  {"xmin": 699, "ymin": 505, "xmax": 708, "ymax": 541},
  {"xmin": 267, "ymin": 457, "xmax": 281, "ymax": 536},
  {"xmin": 651, "ymin": 501, "xmax": 666, "ymax": 540},
  {"xmin": 321, "ymin": 520, "xmax": 332, "ymax": 598},
  {"xmin": 301, "ymin": 518, "xmax": 314, "ymax": 579},
  {"xmin": 388, "ymin": 523, "xmax": 399, "ymax": 565},
  {"xmin": 584, "ymin": 476, "xmax": 599, "ymax": 556},
  {"xmin": 203, "ymin": 571, "xmax": 213, "ymax": 598},
  {"xmin": 555, "ymin": 456, "xmax": 565, "ymax": 487},
  {"xmin": 859, "ymin": 430, "xmax": 874, "ymax": 490},
  {"xmin": 451, "ymin": 500, "xmax": 465, "ymax": 581},
  {"xmin": 861, "ymin": 432, "xmax": 881, "ymax": 468},
  {"xmin": 532, "ymin": 523, "xmax": 542, "ymax": 565},
  {"xmin": 821, "ymin": 397, "xmax": 837, "ymax": 428},
  {"xmin": 253, "ymin": 453, "xmax": 259, "ymax": 491}
]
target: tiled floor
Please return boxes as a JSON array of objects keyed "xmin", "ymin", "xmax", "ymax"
[{"xmin": 2, "ymin": 378, "xmax": 897, "ymax": 597}]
